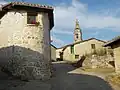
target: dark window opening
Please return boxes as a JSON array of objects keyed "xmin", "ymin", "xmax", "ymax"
[
  {"xmin": 75, "ymin": 55, "xmax": 79, "ymax": 59},
  {"xmin": 91, "ymin": 44, "xmax": 96, "ymax": 49},
  {"xmin": 27, "ymin": 12, "xmax": 37, "ymax": 24},
  {"xmin": 76, "ymin": 34, "xmax": 78, "ymax": 39}
]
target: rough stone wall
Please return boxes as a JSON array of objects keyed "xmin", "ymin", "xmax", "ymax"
[
  {"xmin": 0, "ymin": 10, "xmax": 51, "ymax": 80},
  {"xmin": 83, "ymin": 55, "xmax": 114, "ymax": 68},
  {"xmin": 51, "ymin": 45, "xmax": 56, "ymax": 61},
  {"xmin": 112, "ymin": 41, "xmax": 120, "ymax": 73}
]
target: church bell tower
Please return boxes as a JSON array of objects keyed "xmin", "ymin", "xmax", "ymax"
[{"xmin": 74, "ymin": 19, "xmax": 82, "ymax": 43}]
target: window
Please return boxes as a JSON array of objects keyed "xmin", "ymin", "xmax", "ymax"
[
  {"xmin": 76, "ymin": 34, "xmax": 78, "ymax": 39},
  {"xmin": 71, "ymin": 45, "xmax": 74, "ymax": 54},
  {"xmin": 75, "ymin": 55, "xmax": 79, "ymax": 59},
  {"xmin": 27, "ymin": 12, "xmax": 38, "ymax": 24},
  {"xmin": 91, "ymin": 44, "xmax": 96, "ymax": 49}
]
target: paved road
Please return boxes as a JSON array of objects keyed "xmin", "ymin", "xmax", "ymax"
[
  {"xmin": 0, "ymin": 61, "xmax": 115, "ymax": 90},
  {"xmin": 49, "ymin": 62, "xmax": 113, "ymax": 90}
]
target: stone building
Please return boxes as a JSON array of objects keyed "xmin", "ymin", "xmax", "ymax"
[
  {"xmin": 104, "ymin": 36, "xmax": 120, "ymax": 73},
  {"xmin": 51, "ymin": 44, "xmax": 56, "ymax": 62},
  {"xmin": 0, "ymin": 2, "xmax": 54, "ymax": 80},
  {"xmin": 56, "ymin": 19, "xmax": 106, "ymax": 62},
  {"xmin": 57, "ymin": 38, "xmax": 106, "ymax": 62}
]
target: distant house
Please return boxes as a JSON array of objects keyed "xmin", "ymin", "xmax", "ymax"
[
  {"xmin": 56, "ymin": 48, "xmax": 63, "ymax": 61},
  {"xmin": 51, "ymin": 44, "xmax": 56, "ymax": 62},
  {"xmin": 0, "ymin": 2, "xmax": 54, "ymax": 80},
  {"xmin": 57, "ymin": 38, "xmax": 106, "ymax": 62},
  {"xmin": 104, "ymin": 36, "xmax": 120, "ymax": 73}
]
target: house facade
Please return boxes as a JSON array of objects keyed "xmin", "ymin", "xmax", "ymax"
[
  {"xmin": 51, "ymin": 44, "xmax": 56, "ymax": 61},
  {"xmin": 0, "ymin": 2, "xmax": 54, "ymax": 80},
  {"xmin": 56, "ymin": 48, "xmax": 63, "ymax": 61},
  {"xmin": 61, "ymin": 38, "xmax": 106, "ymax": 62},
  {"xmin": 104, "ymin": 36, "xmax": 120, "ymax": 73}
]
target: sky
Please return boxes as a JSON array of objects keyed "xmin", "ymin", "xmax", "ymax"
[{"xmin": 1, "ymin": 0, "xmax": 120, "ymax": 48}]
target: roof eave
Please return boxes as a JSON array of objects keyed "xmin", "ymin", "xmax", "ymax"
[
  {"xmin": 103, "ymin": 44, "xmax": 110, "ymax": 47},
  {"xmin": 103, "ymin": 38, "xmax": 120, "ymax": 47}
]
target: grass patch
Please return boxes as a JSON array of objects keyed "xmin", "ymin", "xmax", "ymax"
[
  {"xmin": 106, "ymin": 74, "xmax": 120, "ymax": 86},
  {"xmin": 82, "ymin": 67, "xmax": 115, "ymax": 73}
]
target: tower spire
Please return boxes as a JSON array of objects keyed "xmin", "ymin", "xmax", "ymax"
[
  {"xmin": 75, "ymin": 19, "xmax": 80, "ymax": 29},
  {"xmin": 74, "ymin": 19, "xmax": 82, "ymax": 42}
]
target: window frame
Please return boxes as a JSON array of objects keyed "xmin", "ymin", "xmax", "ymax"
[
  {"xmin": 91, "ymin": 44, "xmax": 96, "ymax": 49},
  {"xmin": 27, "ymin": 12, "xmax": 38, "ymax": 25},
  {"xmin": 75, "ymin": 55, "xmax": 79, "ymax": 59}
]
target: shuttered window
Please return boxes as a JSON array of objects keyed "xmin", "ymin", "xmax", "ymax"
[{"xmin": 71, "ymin": 45, "xmax": 74, "ymax": 54}]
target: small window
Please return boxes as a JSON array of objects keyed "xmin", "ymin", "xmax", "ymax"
[
  {"xmin": 91, "ymin": 44, "xmax": 96, "ymax": 49},
  {"xmin": 75, "ymin": 55, "xmax": 79, "ymax": 59},
  {"xmin": 71, "ymin": 45, "xmax": 74, "ymax": 54},
  {"xmin": 27, "ymin": 12, "xmax": 37, "ymax": 24},
  {"xmin": 76, "ymin": 34, "xmax": 78, "ymax": 39}
]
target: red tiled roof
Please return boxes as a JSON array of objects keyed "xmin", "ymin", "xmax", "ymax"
[{"xmin": 1, "ymin": 2, "xmax": 53, "ymax": 10}]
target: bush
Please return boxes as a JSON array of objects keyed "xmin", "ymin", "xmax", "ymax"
[
  {"xmin": 95, "ymin": 48, "xmax": 107, "ymax": 56},
  {"xmin": 106, "ymin": 74, "xmax": 120, "ymax": 86},
  {"xmin": 84, "ymin": 48, "xmax": 107, "ymax": 57}
]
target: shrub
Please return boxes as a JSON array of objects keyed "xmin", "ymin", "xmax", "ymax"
[
  {"xmin": 84, "ymin": 48, "xmax": 107, "ymax": 57},
  {"xmin": 95, "ymin": 48, "xmax": 107, "ymax": 56}
]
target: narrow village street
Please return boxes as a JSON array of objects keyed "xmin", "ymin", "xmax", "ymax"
[
  {"xmin": 49, "ymin": 61, "xmax": 114, "ymax": 90},
  {"xmin": 0, "ymin": 61, "xmax": 119, "ymax": 90}
]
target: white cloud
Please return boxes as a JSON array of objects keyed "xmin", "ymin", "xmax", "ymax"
[
  {"xmin": 51, "ymin": 36, "xmax": 65, "ymax": 46},
  {"xmin": 0, "ymin": 0, "xmax": 7, "ymax": 4},
  {"xmin": 53, "ymin": 0, "xmax": 120, "ymax": 32},
  {"xmin": 52, "ymin": 28, "xmax": 73, "ymax": 35},
  {"xmin": 0, "ymin": 0, "xmax": 7, "ymax": 7},
  {"xmin": 51, "ymin": 0, "xmax": 120, "ymax": 47}
]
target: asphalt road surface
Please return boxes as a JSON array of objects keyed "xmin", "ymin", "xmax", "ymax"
[{"xmin": 0, "ymin": 61, "xmax": 115, "ymax": 90}]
